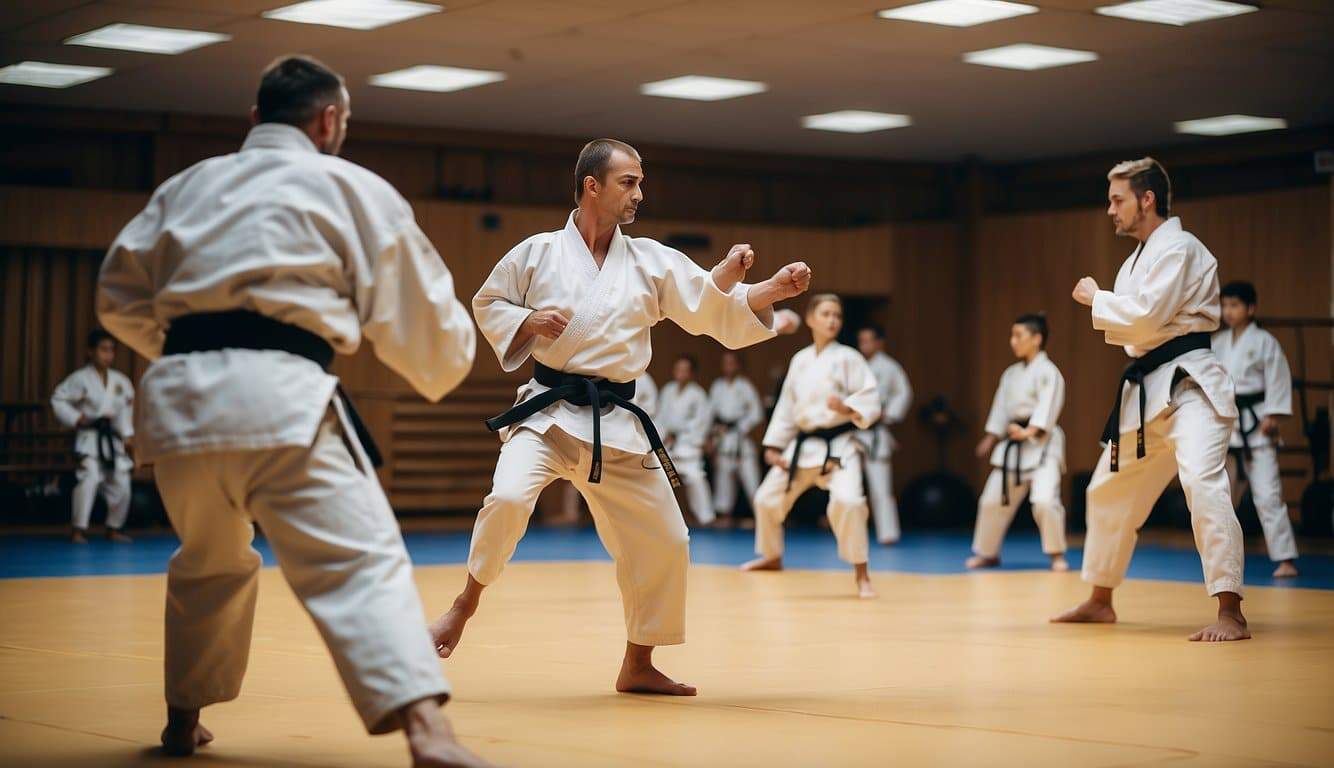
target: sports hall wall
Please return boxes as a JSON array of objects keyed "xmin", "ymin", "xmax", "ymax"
[{"xmin": 2, "ymin": 106, "xmax": 1330, "ymax": 512}]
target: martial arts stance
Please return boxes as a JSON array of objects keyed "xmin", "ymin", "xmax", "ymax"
[
  {"xmin": 742, "ymin": 294, "xmax": 881, "ymax": 598},
  {"xmin": 51, "ymin": 329, "xmax": 135, "ymax": 543},
  {"xmin": 709, "ymin": 350, "xmax": 764, "ymax": 524},
  {"xmin": 429, "ymin": 138, "xmax": 811, "ymax": 695},
  {"xmin": 967, "ymin": 314, "xmax": 1069, "ymax": 571},
  {"xmin": 1214, "ymin": 281, "xmax": 1299, "ymax": 578},
  {"xmin": 97, "ymin": 56, "xmax": 491, "ymax": 766},
  {"xmin": 557, "ymin": 371, "xmax": 658, "ymax": 525},
  {"xmin": 855, "ymin": 325, "xmax": 913, "ymax": 545},
  {"xmin": 658, "ymin": 355, "xmax": 716, "ymax": 525},
  {"xmin": 1056, "ymin": 157, "xmax": 1248, "ymax": 641}
]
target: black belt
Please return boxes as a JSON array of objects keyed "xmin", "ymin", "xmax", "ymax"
[
  {"xmin": 713, "ymin": 417, "xmax": 742, "ymax": 458},
  {"xmin": 485, "ymin": 363, "xmax": 679, "ymax": 488},
  {"xmin": 781, "ymin": 421, "xmax": 857, "ymax": 490},
  {"xmin": 79, "ymin": 417, "xmax": 119, "ymax": 472},
  {"xmin": 162, "ymin": 311, "xmax": 383, "ymax": 468},
  {"xmin": 1000, "ymin": 418, "xmax": 1030, "ymax": 506},
  {"xmin": 1235, "ymin": 392, "xmax": 1266, "ymax": 461},
  {"xmin": 1101, "ymin": 332, "xmax": 1211, "ymax": 471}
]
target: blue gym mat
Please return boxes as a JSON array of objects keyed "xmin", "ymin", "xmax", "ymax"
[{"xmin": 2, "ymin": 527, "xmax": 1331, "ymax": 589}]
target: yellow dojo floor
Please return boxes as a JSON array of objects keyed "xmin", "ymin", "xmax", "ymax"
[{"xmin": 3, "ymin": 562, "xmax": 1333, "ymax": 767}]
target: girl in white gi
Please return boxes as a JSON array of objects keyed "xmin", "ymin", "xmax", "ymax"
[
  {"xmin": 855, "ymin": 325, "xmax": 913, "ymax": 545},
  {"xmin": 1214, "ymin": 281, "xmax": 1299, "ymax": 578},
  {"xmin": 742, "ymin": 294, "xmax": 882, "ymax": 599},
  {"xmin": 658, "ymin": 355, "xmax": 716, "ymax": 525},
  {"xmin": 50, "ymin": 329, "xmax": 135, "ymax": 544},
  {"xmin": 967, "ymin": 314, "xmax": 1069, "ymax": 571},
  {"xmin": 97, "ymin": 57, "xmax": 491, "ymax": 767},
  {"xmin": 429, "ymin": 139, "xmax": 811, "ymax": 696},
  {"xmin": 1058, "ymin": 157, "xmax": 1248, "ymax": 642},
  {"xmin": 708, "ymin": 350, "xmax": 764, "ymax": 524}
]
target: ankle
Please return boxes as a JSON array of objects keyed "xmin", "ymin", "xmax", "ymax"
[{"xmin": 400, "ymin": 699, "xmax": 450, "ymax": 743}]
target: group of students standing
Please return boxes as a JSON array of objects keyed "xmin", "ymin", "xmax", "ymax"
[{"xmin": 59, "ymin": 53, "xmax": 1302, "ymax": 766}]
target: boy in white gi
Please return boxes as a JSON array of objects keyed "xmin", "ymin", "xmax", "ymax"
[
  {"xmin": 97, "ymin": 57, "xmax": 491, "ymax": 766},
  {"xmin": 429, "ymin": 139, "xmax": 811, "ymax": 696},
  {"xmin": 708, "ymin": 350, "xmax": 764, "ymax": 525},
  {"xmin": 1057, "ymin": 157, "xmax": 1248, "ymax": 642},
  {"xmin": 967, "ymin": 314, "xmax": 1069, "ymax": 571},
  {"xmin": 658, "ymin": 355, "xmax": 716, "ymax": 525},
  {"xmin": 742, "ymin": 294, "xmax": 882, "ymax": 599},
  {"xmin": 1214, "ymin": 281, "xmax": 1299, "ymax": 578},
  {"xmin": 51, "ymin": 329, "xmax": 135, "ymax": 543},
  {"xmin": 855, "ymin": 325, "xmax": 913, "ymax": 545}
]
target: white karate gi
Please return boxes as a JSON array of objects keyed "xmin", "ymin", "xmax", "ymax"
[
  {"xmin": 97, "ymin": 123, "xmax": 476, "ymax": 734},
  {"xmin": 1213, "ymin": 323, "xmax": 1298, "ymax": 562},
  {"xmin": 753, "ymin": 343, "xmax": 880, "ymax": 565},
  {"xmin": 50, "ymin": 364, "xmax": 135, "ymax": 531},
  {"xmin": 469, "ymin": 211, "xmax": 776, "ymax": 646},
  {"xmin": 1083, "ymin": 217, "xmax": 1243, "ymax": 597},
  {"xmin": 971, "ymin": 352, "xmax": 1067, "ymax": 558},
  {"xmin": 708, "ymin": 375, "xmax": 763, "ymax": 516},
  {"xmin": 856, "ymin": 352, "xmax": 912, "ymax": 544},
  {"xmin": 560, "ymin": 372, "xmax": 657, "ymax": 517},
  {"xmin": 658, "ymin": 380, "xmax": 715, "ymax": 524}
]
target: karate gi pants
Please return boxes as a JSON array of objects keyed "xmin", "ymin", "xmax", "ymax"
[
  {"xmin": 154, "ymin": 407, "xmax": 449, "ymax": 734},
  {"xmin": 1082, "ymin": 383, "xmax": 1245, "ymax": 597},
  {"xmin": 971, "ymin": 456, "xmax": 1066, "ymax": 558},
  {"xmin": 468, "ymin": 426, "xmax": 690, "ymax": 646},
  {"xmin": 712, "ymin": 441, "xmax": 760, "ymax": 516},
  {"xmin": 72, "ymin": 454, "xmax": 131, "ymax": 530},
  {"xmin": 753, "ymin": 453, "xmax": 870, "ymax": 565},
  {"xmin": 1226, "ymin": 447, "xmax": 1299, "ymax": 562},
  {"xmin": 674, "ymin": 451, "xmax": 716, "ymax": 526},
  {"xmin": 864, "ymin": 457, "xmax": 900, "ymax": 544}
]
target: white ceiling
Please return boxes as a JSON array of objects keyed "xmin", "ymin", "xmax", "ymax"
[{"xmin": 1, "ymin": 0, "xmax": 1331, "ymax": 162}]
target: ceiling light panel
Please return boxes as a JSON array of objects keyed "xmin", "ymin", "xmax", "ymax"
[
  {"xmin": 369, "ymin": 65, "xmax": 506, "ymax": 92},
  {"xmin": 877, "ymin": 0, "xmax": 1038, "ymax": 27},
  {"xmin": 802, "ymin": 111, "xmax": 912, "ymax": 133},
  {"xmin": 1095, "ymin": 0, "xmax": 1257, "ymax": 26},
  {"xmin": 963, "ymin": 43, "xmax": 1099, "ymax": 70},
  {"xmin": 1174, "ymin": 114, "xmax": 1287, "ymax": 136},
  {"xmin": 640, "ymin": 75, "xmax": 768, "ymax": 101},
  {"xmin": 65, "ymin": 24, "xmax": 231, "ymax": 55},
  {"xmin": 263, "ymin": 0, "xmax": 443, "ymax": 30},
  {"xmin": 0, "ymin": 61, "xmax": 113, "ymax": 88}
]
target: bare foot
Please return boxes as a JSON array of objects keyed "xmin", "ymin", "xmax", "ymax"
[
  {"xmin": 740, "ymin": 555, "xmax": 782, "ymax": 571},
  {"xmin": 616, "ymin": 644, "xmax": 696, "ymax": 696},
  {"xmin": 1050, "ymin": 598, "xmax": 1117, "ymax": 624},
  {"xmin": 877, "ymin": 538, "xmax": 899, "ymax": 547},
  {"xmin": 965, "ymin": 555, "xmax": 1000, "ymax": 569},
  {"xmin": 737, "ymin": 518, "xmax": 756, "ymax": 530},
  {"xmin": 161, "ymin": 707, "xmax": 214, "ymax": 757},
  {"xmin": 70, "ymin": 529, "xmax": 88, "ymax": 544},
  {"xmin": 857, "ymin": 579, "xmax": 878, "ymax": 599},
  {"xmin": 429, "ymin": 604, "xmax": 474, "ymax": 659},
  {"xmin": 1050, "ymin": 555, "xmax": 1070, "ymax": 572},
  {"xmin": 402, "ymin": 699, "xmax": 496, "ymax": 768},
  {"xmin": 1272, "ymin": 561, "xmax": 1298, "ymax": 579},
  {"xmin": 1188, "ymin": 614, "xmax": 1250, "ymax": 642},
  {"xmin": 107, "ymin": 529, "xmax": 133, "ymax": 543}
]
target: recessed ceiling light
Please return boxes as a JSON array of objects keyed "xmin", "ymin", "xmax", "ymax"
[
  {"xmin": 262, "ymin": 0, "xmax": 442, "ymax": 30},
  {"xmin": 802, "ymin": 111, "xmax": 912, "ymax": 134},
  {"xmin": 877, "ymin": 0, "xmax": 1038, "ymax": 27},
  {"xmin": 0, "ymin": 61, "xmax": 113, "ymax": 88},
  {"xmin": 1095, "ymin": 0, "xmax": 1257, "ymax": 26},
  {"xmin": 369, "ymin": 65, "xmax": 505, "ymax": 92},
  {"xmin": 65, "ymin": 23, "xmax": 231, "ymax": 54},
  {"xmin": 1174, "ymin": 114, "xmax": 1286, "ymax": 136},
  {"xmin": 963, "ymin": 43, "xmax": 1099, "ymax": 70},
  {"xmin": 640, "ymin": 75, "xmax": 767, "ymax": 102}
]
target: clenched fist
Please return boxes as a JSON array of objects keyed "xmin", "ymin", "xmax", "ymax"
[
  {"xmin": 711, "ymin": 243, "xmax": 757, "ymax": 293},
  {"xmin": 1072, "ymin": 277, "xmax": 1099, "ymax": 307},
  {"xmin": 522, "ymin": 309, "xmax": 570, "ymax": 340},
  {"xmin": 768, "ymin": 262, "xmax": 812, "ymax": 301}
]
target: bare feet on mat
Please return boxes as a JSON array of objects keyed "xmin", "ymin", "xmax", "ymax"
[
  {"xmin": 1272, "ymin": 560, "xmax": 1298, "ymax": 579},
  {"xmin": 616, "ymin": 644, "xmax": 697, "ymax": 696},
  {"xmin": 1189, "ymin": 593, "xmax": 1250, "ymax": 642},
  {"xmin": 70, "ymin": 529, "xmax": 88, "ymax": 544},
  {"xmin": 854, "ymin": 563, "xmax": 877, "ymax": 599},
  {"xmin": 402, "ymin": 700, "xmax": 496, "ymax": 768},
  {"xmin": 1049, "ymin": 554, "xmax": 1070, "ymax": 572},
  {"xmin": 741, "ymin": 555, "xmax": 782, "ymax": 571},
  {"xmin": 160, "ymin": 707, "xmax": 213, "ymax": 757},
  {"xmin": 1051, "ymin": 589, "xmax": 1117, "ymax": 624},
  {"xmin": 107, "ymin": 529, "xmax": 133, "ymax": 543},
  {"xmin": 430, "ymin": 577, "xmax": 483, "ymax": 659},
  {"xmin": 965, "ymin": 555, "xmax": 1000, "ymax": 569}
]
